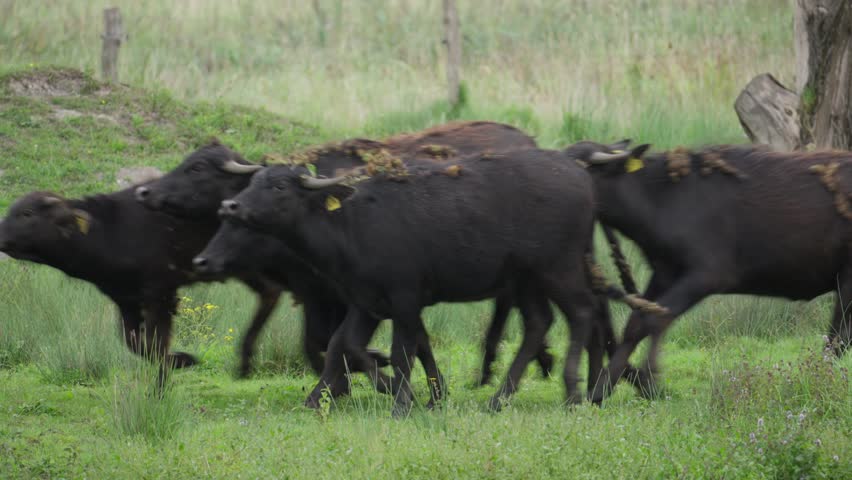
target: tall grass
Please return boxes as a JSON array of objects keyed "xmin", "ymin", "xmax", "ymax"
[
  {"xmin": 0, "ymin": 0, "xmax": 789, "ymax": 144},
  {"xmin": 104, "ymin": 360, "xmax": 188, "ymax": 441}
]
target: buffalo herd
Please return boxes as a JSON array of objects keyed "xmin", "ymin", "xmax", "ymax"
[{"xmin": 1, "ymin": 120, "xmax": 850, "ymax": 415}]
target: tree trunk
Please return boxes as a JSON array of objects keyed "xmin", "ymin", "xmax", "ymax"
[
  {"xmin": 442, "ymin": 0, "xmax": 462, "ymax": 106},
  {"xmin": 796, "ymin": 0, "xmax": 852, "ymax": 150},
  {"xmin": 736, "ymin": 0, "xmax": 851, "ymax": 151}
]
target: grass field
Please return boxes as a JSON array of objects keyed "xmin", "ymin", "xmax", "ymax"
[{"xmin": 0, "ymin": 1, "xmax": 850, "ymax": 478}]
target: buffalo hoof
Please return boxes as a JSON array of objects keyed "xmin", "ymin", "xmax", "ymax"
[
  {"xmin": 366, "ymin": 348, "xmax": 391, "ymax": 368},
  {"xmin": 589, "ymin": 379, "xmax": 613, "ymax": 404},
  {"xmin": 169, "ymin": 352, "xmax": 198, "ymax": 369},
  {"xmin": 304, "ymin": 394, "xmax": 321, "ymax": 410},
  {"xmin": 392, "ymin": 392, "xmax": 413, "ymax": 419},
  {"xmin": 477, "ymin": 369, "xmax": 494, "ymax": 388},
  {"xmin": 536, "ymin": 351, "xmax": 555, "ymax": 379},
  {"xmin": 236, "ymin": 362, "xmax": 252, "ymax": 380},
  {"xmin": 631, "ymin": 368, "xmax": 662, "ymax": 400},
  {"xmin": 564, "ymin": 391, "xmax": 583, "ymax": 407},
  {"xmin": 487, "ymin": 394, "xmax": 508, "ymax": 413}
]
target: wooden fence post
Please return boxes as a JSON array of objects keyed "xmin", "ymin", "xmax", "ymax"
[
  {"xmin": 442, "ymin": 0, "xmax": 462, "ymax": 106},
  {"xmin": 101, "ymin": 7, "xmax": 124, "ymax": 83}
]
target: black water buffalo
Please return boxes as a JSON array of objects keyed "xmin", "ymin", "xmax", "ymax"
[
  {"xmin": 135, "ymin": 121, "xmax": 555, "ymax": 386},
  {"xmin": 0, "ymin": 188, "xmax": 283, "ymax": 373},
  {"xmin": 214, "ymin": 149, "xmax": 661, "ymax": 415},
  {"xmin": 569, "ymin": 142, "xmax": 852, "ymax": 401}
]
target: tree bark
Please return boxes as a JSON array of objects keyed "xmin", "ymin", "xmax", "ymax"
[
  {"xmin": 796, "ymin": 0, "xmax": 852, "ymax": 150},
  {"xmin": 442, "ymin": 0, "xmax": 462, "ymax": 106}
]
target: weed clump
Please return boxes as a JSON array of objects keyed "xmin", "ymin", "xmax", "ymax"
[
  {"xmin": 710, "ymin": 342, "xmax": 849, "ymax": 420},
  {"xmin": 105, "ymin": 362, "xmax": 186, "ymax": 442}
]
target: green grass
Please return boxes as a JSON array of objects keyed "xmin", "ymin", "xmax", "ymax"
[{"xmin": 0, "ymin": 0, "xmax": 850, "ymax": 478}]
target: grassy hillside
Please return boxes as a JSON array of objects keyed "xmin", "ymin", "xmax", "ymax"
[
  {"xmin": 0, "ymin": 66, "xmax": 322, "ymax": 212},
  {"xmin": 0, "ymin": 1, "xmax": 850, "ymax": 478}
]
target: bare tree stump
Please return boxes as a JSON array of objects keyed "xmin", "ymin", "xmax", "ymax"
[
  {"xmin": 442, "ymin": 0, "xmax": 462, "ymax": 106},
  {"xmin": 735, "ymin": 74, "xmax": 801, "ymax": 151},
  {"xmin": 736, "ymin": 1, "xmax": 852, "ymax": 151},
  {"xmin": 796, "ymin": 0, "xmax": 852, "ymax": 150},
  {"xmin": 101, "ymin": 7, "xmax": 124, "ymax": 84}
]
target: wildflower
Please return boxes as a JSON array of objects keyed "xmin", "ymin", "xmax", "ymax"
[
  {"xmin": 798, "ymin": 412, "xmax": 806, "ymax": 423},
  {"xmin": 749, "ymin": 432, "xmax": 756, "ymax": 443},
  {"xmin": 786, "ymin": 411, "xmax": 793, "ymax": 421},
  {"xmin": 757, "ymin": 448, "xmax": 763, "ymax": 455},
  {"xmin": 814, "ymin": 439, "xmax": 822, "ymax": 447},
  {"xmin": 228, "ymin": 328, "xmax": 234, "ymax": 333},
  {"xmin": 833, "ymin": 455, "xmax": 840, "ymax": 462},
  {"xmin": 224, "ymin": 335, "xmax": 233, "ymax": 342},
  {"xmin": 757, "ymin": 418, "xmax": 764, "ymax": 429}
]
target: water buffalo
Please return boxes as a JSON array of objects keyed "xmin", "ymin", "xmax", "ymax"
[
  {"xmin": 570, "ymin": 141, "xmax": 852, "ymax": 401},
  {"xmin": 0, "ymin": 187, "xmax": 283, "ymax": 374},
  {"xmin": 135, "ymin": 121, "xmax": 556, "ymax": 385},
  {"xmin": 214, "ymin": 149, "xmax": 662, "ymax": 415}
]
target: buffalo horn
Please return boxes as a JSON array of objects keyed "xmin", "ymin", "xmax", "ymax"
[
  {"xmin": 587, "ymin": 151, "xmax": 634, "ymax": 164},
  {"xmin": 221, "ymin": 160, "xmax": 263, "ymax": 174},
  {"xmin": 299, "ymin": 175, "xmax": 348, "ymax": 189}
]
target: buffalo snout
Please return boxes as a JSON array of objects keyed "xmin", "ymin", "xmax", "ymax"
[
  {"xmin": 192, "ymin": 256, "xmax": 210, "ymax": 273},
  {"xmin": 219, "ymin": 199, "xmax": 241, "ymax": 217},
  {"xmin": 134, "ymin": 186, "xmax": 150, "ymax": 202}
]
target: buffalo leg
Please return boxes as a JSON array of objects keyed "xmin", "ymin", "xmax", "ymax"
[
  {"xmin": 488, "ymin": 286, "xmax": 551, "ymax": 411},
  {"xmin": 540, "ymin": 266, "xmax": 596, "ymax": 405},
  {"xmin": 479, "ymin": 294, "xmax": 513, "ymax": 386},
  {"xmin": 305, "ymin": 307, "xmax": 392, "ymax": 408},
  {"xmin": 237, "ymin": 280, "xmax": 283, "ymax": 378},
  {"xmin": 586, "ymin": 295, "xmax": 611, "ymax": 399},
  {"xmin": 388, "ymin": 321, "xmax": 420, "ymax": 418},
  {"xmin": 829, "ymin": 265, "xmax": 852, "ymax": 356},
  {"xmin": 480, "ymin": 294, "xmax": 554, "ymax": 386},
  {"xmin": 590, "ymin": 272, "xmax": 715, "ymax": 403},
  {"xmin": 413, "ymin": 329, "xmax": 446, "ymax": 409},
  {"xmin": 118, "ymin": 301, "xmax": 144, "ymax": 357},
  {"xmin": 302, "ymin": 297, "xmax": 342, "ymax": 375}
]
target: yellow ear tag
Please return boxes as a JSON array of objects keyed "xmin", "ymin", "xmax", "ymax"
[
  {"xmin": 325, "ymin": 195, "xmax": 341, "ymax": 211},
  {"xmin": 75, "ymin": 214, "xmax": 90, "ymax": 234},
  {"xmin": 625, "ymin": 157, "xmax": 644, "ymax": 173}
]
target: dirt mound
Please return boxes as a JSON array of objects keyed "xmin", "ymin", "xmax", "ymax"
[{"xmin": 5, "ymin": 67, "xmax": 107, "ymax": 97}]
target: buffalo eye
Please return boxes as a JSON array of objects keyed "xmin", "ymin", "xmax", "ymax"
[
  {"xmin": 190, "ymin": 163, "xmax": 205, "ymax": 173},
  {"xmin": 274, "ymin": 184, "xmax": 286, "ymax": 191},
  {"xmin": 20, "ymin": 209, "xmax": 33, "ymax": 218}
]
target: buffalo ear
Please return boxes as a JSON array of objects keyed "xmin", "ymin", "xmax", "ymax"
[
  {"xmin": 631, "ymin": 144, "xmax": 651, "ymax": 158},
  {"xmin": 307, "ymin": 184, "xmax": 356, "ymax": 213},
  {"xmin": 56, "ymin": 208, "xmax": 92, "ymax": 237}
]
